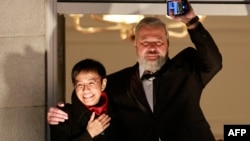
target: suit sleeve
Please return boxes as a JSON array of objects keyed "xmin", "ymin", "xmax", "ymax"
[
  {"xmin": 50, "ymin": 123, "xmax": 70, "ymax": 141},
  {"xmin": 49, "ymin": 105, "xmax": 93, "ymax": 141},
  {"xmin": 188, "ymin": 22, "xmax": 222, "ymax": 86},
  {"xmin": 50, "ymin": 124, "xmax": 93, "ymax": 141}
]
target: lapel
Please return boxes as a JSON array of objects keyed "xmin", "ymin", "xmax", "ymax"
[
  {"xmin": 126, "ymin": 59, "xmax": 179, "ymax": 114},
  {"xmin": 128, "ymin": 63, "xmax": 152, "ymax": 113},
  {"xmin": 153, "ymin": 58, "xmax": 181, "ymax": 114}
]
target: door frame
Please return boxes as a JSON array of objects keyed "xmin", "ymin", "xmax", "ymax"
[{"xmin": 45, "ymin": 1, "xmax": 250, "ymax": 140}]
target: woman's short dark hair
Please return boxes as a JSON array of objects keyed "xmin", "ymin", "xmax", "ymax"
[{"xmin": 71, "ymin": 58, "xmax": 106, "ymax": 86}]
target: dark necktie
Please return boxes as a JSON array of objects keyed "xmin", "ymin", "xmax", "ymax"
[{"xmin": 141, "ymin": 70, "xmax": 158, "ymax": 80}]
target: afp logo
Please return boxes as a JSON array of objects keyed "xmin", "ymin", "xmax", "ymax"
[{"xmin": 224, "ymin": 125, "xmax": 250, "ymax": 141}]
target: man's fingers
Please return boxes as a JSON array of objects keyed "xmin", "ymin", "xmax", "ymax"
[
  {"xmin": 48, "ymin": 117, "xmax": 66, "ymax": 125},
  {"xmin": 47, "ymin": 106, "xmax": 68, "ymax": 125},
  {"xmin": 49, "ymin": 107, "xmax": 68, "ymax": 117},
  {"xmin": 50, "ymin": 117, "xmax": 66, "ymax": 122},
  {"xmin": 48, "ymin": 121, "xmax": 60, "ymax": 125},
  {"xmin": 57, "ymin": 102, "xmax": 65, "ymax": 107}
]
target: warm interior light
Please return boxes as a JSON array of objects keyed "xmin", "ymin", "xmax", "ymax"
[
  {"xmin": 69, "ymin": 14, "xmax": 206, "ymax": 41},
  {"xmin": 102, "ymin": 15, "xmax": 144, "ymax": 24}
]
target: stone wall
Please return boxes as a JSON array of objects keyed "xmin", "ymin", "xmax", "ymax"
[{"xmin": 0, "ymin": 0, "xmax": 46, "ymax": 140}]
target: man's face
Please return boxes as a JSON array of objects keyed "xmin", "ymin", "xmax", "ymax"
[{"xmin": 134, "ymin": 26, "xmax": 169, "ymax": 72}]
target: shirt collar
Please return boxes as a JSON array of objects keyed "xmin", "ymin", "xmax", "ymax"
[{"xmin": 139, "ymin": 65, "xmax": 145, "ymax": 79}]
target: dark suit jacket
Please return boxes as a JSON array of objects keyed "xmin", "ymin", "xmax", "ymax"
[
  {"xmin": 106, "ymin": 23, "xmax": 222, "ymax": 141},
  {"xmin": 50, "ymin": 92, "xmax": 125, "ymax": 141}
]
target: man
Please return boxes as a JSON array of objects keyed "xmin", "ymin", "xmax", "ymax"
[{"xmin": 47, "ymin": 1, "xmax": 222, "ymax": 141}]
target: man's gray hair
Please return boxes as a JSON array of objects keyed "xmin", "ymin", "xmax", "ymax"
[{"xmin": 134, "ymin": 17, "xmax": 168, "ymax": 39}]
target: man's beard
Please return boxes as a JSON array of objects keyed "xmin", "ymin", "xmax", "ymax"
[{"xmin": 138, "ymin": 55, "xmax": 166, "ymax": 72}]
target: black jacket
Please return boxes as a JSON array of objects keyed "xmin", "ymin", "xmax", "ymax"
[
  {"xmin": 50, "ymin": 92, "xmax": 125, "ymax": 141},
  {"xmin": 106, "ymin": 23, "xmax": 223, "ymax": 141}
]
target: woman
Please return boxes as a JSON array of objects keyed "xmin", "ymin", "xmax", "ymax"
[{"xmin": 50, "ymin": 58, "xmax": 124, "ymax": 141}]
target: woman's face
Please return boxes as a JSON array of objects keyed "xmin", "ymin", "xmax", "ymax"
[{"xmin": 74, "ymin": 71, "xmax": 106, "ymax": 106}]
